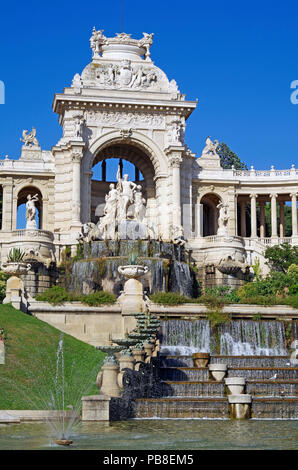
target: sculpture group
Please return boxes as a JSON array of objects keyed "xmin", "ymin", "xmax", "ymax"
[{"xmin": 80, "ymin": 168, "xmax": 147, "ymax": 242}]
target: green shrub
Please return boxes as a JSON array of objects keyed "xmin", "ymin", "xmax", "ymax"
[
  {"xmin": 35, "ymin": 286, "xmax": 76, "ymax": 305},
  {"xmin": 79, "ymin": 291, "xmax": 116, "ymax": 306},
  {"xmin": 279, "ymin": 295, "xmax": 298, "ymax": 309},
  {"xmin": 0, "ymin": 271, "xmax": 9, "ymax": 303},
  {"xmin": 35, "ymin": 286, "xmax": 116, "ymax": 306}
]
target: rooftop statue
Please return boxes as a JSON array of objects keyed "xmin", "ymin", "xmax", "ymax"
[
  {"xmin": 201, "ymin": 136, "xmax": 219, "ymax": 157},
  {"xmin": 20, "ymin": 128, "xmax": 39, "ymax": 148}
]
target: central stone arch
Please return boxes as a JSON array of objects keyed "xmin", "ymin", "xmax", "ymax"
[{"xmin": 82, "ymin": 130, "xmax": 169, "ymax": 226}]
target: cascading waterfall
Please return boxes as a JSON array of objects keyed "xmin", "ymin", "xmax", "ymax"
[
  {"xmin": 219, "ymin": 320, "xmax": 287, "ymax": 356},
  {"xmin": 70, "ymin": 240, "xmax": 196, "ymax": 297},
  {"xmin": 160, "ymin": 320, "xmax": 288, "ymax": 356},
  {"xmin": 160, "ymin": 320, "xmax": 211, "ymax": 355}
]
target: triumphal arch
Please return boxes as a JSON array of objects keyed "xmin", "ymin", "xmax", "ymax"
[{"xmin": 0, "ymin": 29, "xmax": 297, "ymax": 292}]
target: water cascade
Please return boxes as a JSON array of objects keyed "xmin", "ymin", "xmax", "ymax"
[
  {"xmin": 69, "ymin": 240, "xmax": 196, "ymax": 297},
  {"xmin": 160, "ymin": 319, "xmax": 288, "ymax": 356}
]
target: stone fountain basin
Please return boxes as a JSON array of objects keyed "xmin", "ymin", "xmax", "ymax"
[
  {"xmin": 224, "ymin": 377, "xmax": 246, "ymax": 395},
  {"xmin": 118, "ymin": 265, "xmax": 149, "ymax": 279},
  {"xmin": 208, "ymin": 363, "xmax": 227, "ymax": 382}
]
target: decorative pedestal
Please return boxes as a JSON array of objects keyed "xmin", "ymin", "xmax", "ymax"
[
  {"xmin": 3, "ymin": 276, "xmax": 27, "ymax": 312},
  {"xmin": 2, "ymin": 262, "xmax": 31, "ymax": 312},
  {"xmin": 99, "ymin": 363, "xmax": 121, "ymax": 397},
  {"xmin": 208, "ymin": 363, "xmax": 227, "ymax": 382},
  {"xmin": 228, "ymin": 395, "xmax": 252, "ymax": 419},
  {"xmin": 117, "ymin": 265, "xmax": 149, "ymax": 316},
  {"xmin": 81, "ymin": 395, "xmax": 112, "ymax": 421},
  {"xmin": 193, "ymin": 352, "xmax": 210, "ymax": 368},
  {"xmin": 118, "ymin": 354, "xmax": 135, "ymax": 388},
  {"xmin": 132, "ymin": 349, "xmax": 145, "ymax": 370},
  {"xmin": 143, "ymin": 343, "xmax": 154, "ymax": 362},
  {"xmin": 224, "ymin": 377, "xmax": 246, "ymax": 395}
]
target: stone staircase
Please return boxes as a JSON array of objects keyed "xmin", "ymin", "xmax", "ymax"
[{"xmin": 132, "ymin": 354, "xmax": 298, "ymax": 419}]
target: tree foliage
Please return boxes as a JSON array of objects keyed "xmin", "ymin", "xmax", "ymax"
[
  {"xmin": 217, "ymin": 142, "xmax": 248, "ymax": 170},
  {"xmin": 264, "ymin": 243, "xmax": 298, "ymax": 273}
]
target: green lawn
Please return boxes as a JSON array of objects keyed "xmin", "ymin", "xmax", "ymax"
[{"xmin": 0, "ymin": 304, "xmax": 106, "ymax": 410}]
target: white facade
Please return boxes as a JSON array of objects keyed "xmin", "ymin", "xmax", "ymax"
[{"xmin": 0, "ymin": 30, "xmax": 297, "ymax": 279}]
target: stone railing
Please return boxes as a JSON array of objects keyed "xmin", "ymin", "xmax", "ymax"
[
  {"xmin": 244, "ymin": 236, "xmax": 294, "ymax": 247},
  {"xmin": 0, "ymin": 229, "xmax": 54, "ymax": 243},
  {"xmin": 233, "ymin": 166, "xmax": 298, "ymax": 178}
]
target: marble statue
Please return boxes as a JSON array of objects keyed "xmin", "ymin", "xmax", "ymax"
[
  {"xmin": 217, "ymin": 202, "xmax": 229, "ymax": 236},
  {"xmin": 26, "ymin": 194, "xmax": 39, "ymax": 229},
  {"xmin": 74, "ymin": 116, "xmax": 85, "ymax": 139},
  {"xmin": 202, "ymin": 136, "xmax": 219, "ymax": 156},
  {"xmin": 116, "ymin": 171, "xmax": 137, "ymax": 220},
  {"xmin": 98, "ymin": 183, "xmax": 119, "ymax": 239},
  {"xmin": 20, "ymin": 128, "xmax": 39, "ymax": 147},
  {"xmin": 78, "ymin": 169, "xmax": 148, "ymax": 242},
  {"xmin": 134, "ymin": 185, "xmax": 146, "ymax": 222}
]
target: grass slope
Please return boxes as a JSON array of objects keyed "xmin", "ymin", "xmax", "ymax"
[{"xmin": 0, "ymin": 304, "xmax": 106, "ymax": 410}]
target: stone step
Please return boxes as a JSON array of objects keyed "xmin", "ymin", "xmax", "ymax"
[
  {"xmin": 133, "ymin": 397, "xmax": 229, "ymax": 419},
  {"xmin": 159, "ymin": 367, "xmax": 209, "ymax": 381},
  {"xmin": 162, "ymin": 380, "xmax": 298, "ymax": 398},
  {"xmin": 132, "ymin": 396, "xmax": 298, "ymax": 419},
  {"xmin": 227, "ymin": 367, "xmax": 298, "ymax": 380},
  {"xmin": 159, "ymin": 366, "xmax": 298, "ymax": 381},
  {"xmin": 162, "ymin": 381, "xmax": 225, "ymax": 397},
  {"xmin": 159, "ymin": 355, "xmax": 292, "ymax": 368},
  {"xmin": 251, "ymin": 397, "xmax": 298, "ymax": 419}
]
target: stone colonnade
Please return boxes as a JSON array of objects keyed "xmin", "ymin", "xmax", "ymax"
[{"xmin": 238, "ymin": 193, "xmax": 298, "ymax": 238}]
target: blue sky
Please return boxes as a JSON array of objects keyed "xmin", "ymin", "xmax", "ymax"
[{"xmin": 1, "ymin": 0, "xmax": 298, "ymax": 170}]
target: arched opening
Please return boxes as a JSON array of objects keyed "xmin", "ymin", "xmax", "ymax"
[
  {"xmin": 90, "ymin": 142, "xmax": 155, "ymax": 224},
  {"xmin": 17, "ymin": 186, "xmax": 43, "ymax": 230},
  {"xmin": 201, "ymin": 193, "xmax": 222, "ymax": 236}
]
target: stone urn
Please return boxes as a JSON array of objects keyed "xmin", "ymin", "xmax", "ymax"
[
  {"xmin": 192, "ymin": 352, "xmax": 210, "ymax": 368},
  {"xmin": 1, "ymin": 262, "xmax": 31, "ymax": 277},
  {"xmin": 2, "ymin": 262, "xmax": 31, "ymax": 310},
  {"xmin": 224, "ymin": 377, "xmax": 246, "ymax": 395},
  {"xmin": 208, "ymin": 363, "xmax": 228, "ymax": 382},
  {"xmin": 118, "ymin": 265, "xmax": 149, "ymax": 279},
  {"xmin": 117, "ymin": 265, "xmax": 149, "ymax": 316}
]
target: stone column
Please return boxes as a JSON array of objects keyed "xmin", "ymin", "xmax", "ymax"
[
  {"xmin": 1, "ymin": 180, "xmax": 13, "ymax": 231},
  {"xmin": 249, "ymin": 194, "xmax": 258, "ymax": 238},
  {"xmin": 71, "ymin": 151, "xmax": 83, "ymax": 231},
  {"xmin": 279, "ymin": 201, "xmax": 285, "ymax": 238},
  {"xmin": 259, "ymin": 201, "xmax": 266, "ymax": 239},
  {"xmin": 270, "ymin": 193, "xmax": 278, "ymax": 238},
  {"xmin": 291, "ymin": 193, "xmax": 298, "ymax": 237},
  {"xmin": 240, "ymin": 201, "xmax": 247, "ymax": 237},
  {"xmin": 169, "ymin": 154, "xmax": 182, "ymax": 229},
  {"xmin": 196, "ymin": 203, "xmax": 203, "ymax": 237}
]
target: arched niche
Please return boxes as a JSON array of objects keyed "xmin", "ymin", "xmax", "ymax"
[
  {"xmin": 16, "ymin": 186, "xmax": 43, "ymax": 229},
  {"xmin": 200, "ymin": 193, "xmax": 222, "ymax": 236},
  {"xmin": 90, "ymin": 142, "xmax": 156, "ymax": 224}
]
